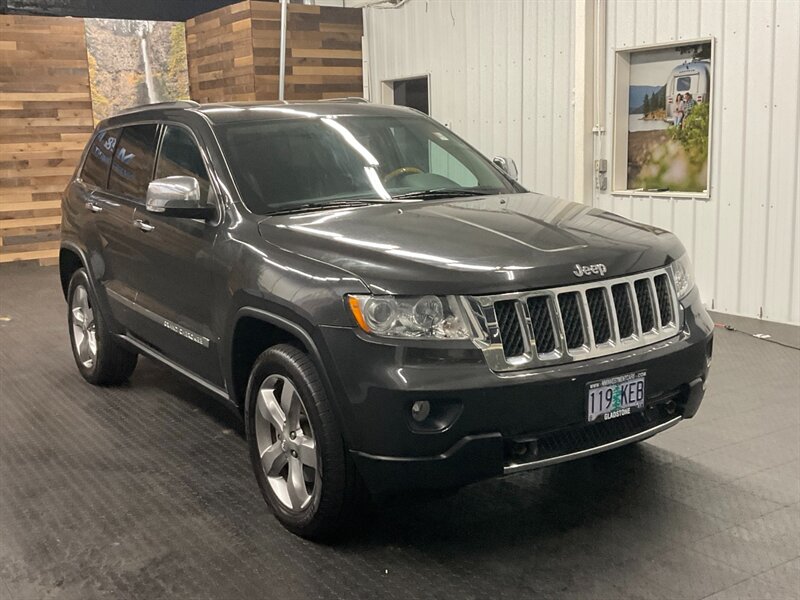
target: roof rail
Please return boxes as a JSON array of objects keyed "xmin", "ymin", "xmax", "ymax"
[
  {"xmin": 315, "ymin": 97, "xmax": 369, "ymax": 103},
  {"xmin": 115, "ymin": 100, "xmax": 201, "ymax": 116}
]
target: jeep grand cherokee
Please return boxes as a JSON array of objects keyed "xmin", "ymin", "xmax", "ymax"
[{"xmin": 60, "ymin": 99, "xmax": 713, "ymax": 538}]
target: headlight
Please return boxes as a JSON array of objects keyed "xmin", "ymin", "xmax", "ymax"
[
  {"xmin": 347, "ymin": 294, "xmax": 471, "ymax": 339},
  {"xmin": 669, "ymin": 253, "xmax": 695, "ymax": 299}
]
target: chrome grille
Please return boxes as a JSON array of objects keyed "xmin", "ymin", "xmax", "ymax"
[
  {"xmin": 585, "ymin": 287, "xmax": 611, "ymax": 344},
  {"xmin": 654, "ymin": 274, "xmax": 673, "ymax": 327},
  {"xmin": 611, "ymin": 283, "xmax": 635, "ymax": 338},
  {"xmin": 558, "ymin": 292, "xmax": 585, "ymax": 349},
  {"xmin": 495, "ymin": 300, "xmax": 525, "ymax": 357},
  {"xmin": 471, "ymin": 267, "xmax": 681, "ymax": 373},
  {"xmin": 526, "ymin": 296, "xmax": 556, "ymax": 354},
  {"xmin": 634, "ymin": 279, "xmax": 656, "ymax": 332}
]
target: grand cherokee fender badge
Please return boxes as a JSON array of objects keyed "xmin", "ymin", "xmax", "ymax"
[{"xmin": 573, "ymin": 263, "xmax": 607, "ymax": 277}]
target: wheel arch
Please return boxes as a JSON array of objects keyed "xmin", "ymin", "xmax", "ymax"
[
  {"xmin": 59, "ymin": 246, "xmax": 85, "ymax": 300},
  {"xmin": 229, "ymin": 308, "xmax": 342, "ymax": 428}
]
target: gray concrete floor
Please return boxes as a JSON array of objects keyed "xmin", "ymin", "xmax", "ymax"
[{"xmin": 1, "ymin": 263, "xmax": 798, "ymax": 600}]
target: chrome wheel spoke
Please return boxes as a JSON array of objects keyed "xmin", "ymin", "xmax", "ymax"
[
  {"xmin": 257, "ymin": 388, "xmax": 285, "ymax": 430},
  {"xmin": 261, "ymin": 441, "xmax": 287, "ymax": 477},
  {"xmin": 296, "ymin": 435, "xmax": 317, "ymax": 470},
  {"xmin": 280, "ymin": 380, "xmax": 300, "ymax": 429},
  {"xmin": 286, "ymin": 457, "xmax": 309, "ymax": 509},
  {"xmin": 75, "ymin": 286, "xmax": 90, "ymax": 315},
  {"xmin": 74, "ymin": 286, "xmax": 86, "ymax": 309},
  {"xmin": 70, "ymin": 285, "xmax": 97, "ymax": 368},
  {"xmin": 78, "ymin": 335, "xmax": 90, "ymax": 360},
  {"xmin": 86, "ymin": 331, "xmax": 97, "ymax": 357},
  {"xmin": 73, "ymin": 327, "xmax": 86, "ymax": 357}
]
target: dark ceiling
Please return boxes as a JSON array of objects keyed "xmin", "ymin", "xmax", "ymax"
[{"xmin": 0, "ymin": 0, "xmax": 251, "ymax": 21}]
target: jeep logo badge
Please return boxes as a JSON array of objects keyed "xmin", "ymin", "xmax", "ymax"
[{"xmin": 573, "ymin": 263, "xmax": 607, "ymax": 277}]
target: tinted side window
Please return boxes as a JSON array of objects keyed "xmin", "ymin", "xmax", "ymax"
[
  {"xmin": 108, "ymin": 124, "xmax": 159, "ymax": 200},
  {"xmin": 80, "ymin": 128, "xmax": 122, "ymax": 188},
  {"xmin": 155, "ymin": 125, "xmax": 214, "ymax": 204}
]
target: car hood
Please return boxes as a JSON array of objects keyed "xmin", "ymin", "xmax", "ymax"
[{"xmin": 257, "ymin": 193, "xmax": 685, "ymax": 295}]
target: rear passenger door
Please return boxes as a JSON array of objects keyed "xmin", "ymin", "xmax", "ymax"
[
  {"xmin": 128, "ymin": 124, "xmax": 223, "ymax": 386},
  {"xmin": 95, "ymin": 123, "xmax": 160, "ymax": 334},
  {"xmin": 79, "ymin": 125, "xmax": 160, "ymax": 333}
]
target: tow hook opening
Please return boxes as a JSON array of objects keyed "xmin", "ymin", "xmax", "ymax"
[{"xmin": 505, "ymin": 439, "xmax": 539, "ymax": 465}]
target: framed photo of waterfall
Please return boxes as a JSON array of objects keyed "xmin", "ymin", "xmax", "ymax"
[
  {"xmin": 84, "ymin": 19, "xmax": 190, "ymax": 124},
  {"xmin": 611, "ymin": 38, "xmax": 714, "ymax": 198}
]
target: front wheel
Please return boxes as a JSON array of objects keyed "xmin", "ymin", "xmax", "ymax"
[{"xmin": 245, "ymin": 344, "xmax": 359, "ymax": 539}]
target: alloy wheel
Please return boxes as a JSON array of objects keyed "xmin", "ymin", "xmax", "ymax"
[
  {"xmin": 71, "ymin": 285, "xmax": 97, "ymax": 369},
  {"xmin": 254, "ymin": 374, "xmax": 320, "ymax": 511}
]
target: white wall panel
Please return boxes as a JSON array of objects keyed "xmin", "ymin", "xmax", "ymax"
[
  {"xmin": 364, "ymin": 0, "xmax": 574, "ymax": 200},
  {"xmin": 364, "ymin": 0, "xmax": 799, "ymax": 324},
  {"xmin": 595, "ymin": 0, "xmax": 800, "ymax": 323}
]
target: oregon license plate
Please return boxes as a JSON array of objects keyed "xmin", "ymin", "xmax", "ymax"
[{"xmin": 587, "ymin": 370, "xmax": 646, "ymax": 422}]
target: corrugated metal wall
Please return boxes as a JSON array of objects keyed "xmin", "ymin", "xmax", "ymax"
[
  {"xmin": 595, "ymin": 0, "xmax": 800, "ymax": 324},
  {"xmin": 364, "ymin": 0, "xmax": 799, "ymax": 324},
  {"xmin": 364, "ymin": 0, "xmax": 575, "ymax": 200}
]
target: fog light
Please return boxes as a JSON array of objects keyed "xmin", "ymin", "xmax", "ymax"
[{"xmin": 411, "ymin": 400, "xmax": 431, "ymax": 422}]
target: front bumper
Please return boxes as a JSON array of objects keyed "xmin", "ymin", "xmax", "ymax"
[{"xmin": 319, "ymin": 287, "xmax": 714, "ymax": 495}]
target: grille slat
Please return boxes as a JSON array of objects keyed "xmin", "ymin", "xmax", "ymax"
[
  {"xmin": 527, "ymin": 296, "xmax": 556, "ymax": 354},
  {"xmin": 586, "ymin": 288, "xmax": 612, "ymax": 344},
  {"xmin": 494, "ymin": 300, "xmax": 525, "ymax": 357},
  {"xmin": 558, "ymin": 292, "xmax": 585, "ymax": 349},
  {"xmin": 634, "ymin": 279, "xmax": 655, "ymax": 332},
  {"xmin": 612, "ymin": 283, "xmax": 635, "ymax": 338},
  {"xmin": 654, "ymin": 274, "xmax": 673, "ymax": 327}
]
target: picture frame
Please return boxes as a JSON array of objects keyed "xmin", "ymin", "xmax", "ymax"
[{"xmin": 611, "ymin": 37, "xmax": 715, "ymax": 198}]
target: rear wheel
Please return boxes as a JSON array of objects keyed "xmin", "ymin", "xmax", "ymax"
[
  {"xmin": 67, "ymin": 268, "xmax": 137, "ymax": 385},
  {"xmin": 245, "ymin": 344, "xmax": 359, "ymax": 539}
]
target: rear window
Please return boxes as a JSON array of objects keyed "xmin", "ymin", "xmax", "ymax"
[
  {"xmin": 108, "ymin": 124, "xmax": 159, "ymax": 200},
  {"xmin": 80, "ymin": 128, "xmax": 122, "ymax": 189},
  {"xmin": 676, "ymin": 76, "xmax": 694, "ymax": 92}
]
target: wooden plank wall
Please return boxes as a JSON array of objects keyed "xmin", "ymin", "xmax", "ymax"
[
  {"xmin": 0, "ymin": 15, "xmax": 95, "ymax": 265},
  {"xmin": 0, "ymin": 4, "xmax": 362, "ymax": 265},
  {"xmin": 186, "ymin": 0, "xmax": 363, "ymax": 103},
  {"xmin": 186, "ymin": 1, "xmax": 256, "ymax": 103},
  {"xmin": 252, "ymin": 1, "xmax": 363, "ymax": 100}
]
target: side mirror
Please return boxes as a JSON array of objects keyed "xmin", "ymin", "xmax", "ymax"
[
  {"xmin": 146, "ymin": 176, "xmax": 215, "ymax": 219},
  {"xmin": 492, "ymin": 156, "xmax": 519, "ymax": 181}
]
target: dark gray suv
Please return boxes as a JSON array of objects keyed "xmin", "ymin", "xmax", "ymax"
[{"xmin": 60, "ymin": 99, "xmax": 713, "ymax": 538}]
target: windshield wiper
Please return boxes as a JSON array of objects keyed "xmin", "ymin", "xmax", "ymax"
[
  {"xmin": 392, "ymin": 188, "xmax": 497, "ymax": 200},
  {"xmin": 265, "ymin": 198, "xmax": 395, "ymax": 216}
]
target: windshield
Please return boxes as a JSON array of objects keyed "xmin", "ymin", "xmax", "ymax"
[{"xmin": 215, "ymin": 114, "xmax": 519, "ymax": 214}]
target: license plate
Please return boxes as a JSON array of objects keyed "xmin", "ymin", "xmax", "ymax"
[{"xmin": 587, "ymin": 370, "xmax": 646, "ymax": 422}]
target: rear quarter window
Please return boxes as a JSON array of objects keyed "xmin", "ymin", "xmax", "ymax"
[
  {"xmin": 108, "ymin": 123, "xmax": 159, "ymax": 200},
  {"xmin": 80, "ymin": 128, "xmax": 122, "ymax": 189}
]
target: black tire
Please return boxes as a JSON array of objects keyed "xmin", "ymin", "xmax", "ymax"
[
  {"xmin": 245, "ymin": 344, "xmax": 360, "ymax": 539},
  {"xmin": 67, "ymin": 268, "xmax": 137, "ymax": 386}
]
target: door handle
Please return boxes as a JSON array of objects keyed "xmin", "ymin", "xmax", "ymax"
[
  {"xmin": 85, "ymin": 201, "xmax": 103, "ymax": 213},
  {"xmin": 134, "ymin": 219, "xmax": 155, "ymax": 232}
]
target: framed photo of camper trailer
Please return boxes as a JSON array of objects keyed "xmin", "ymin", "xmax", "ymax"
[{"xmin": 611, "ymin": 38, "xmax": 714, "ymax": 198}]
